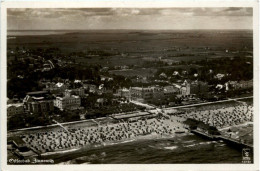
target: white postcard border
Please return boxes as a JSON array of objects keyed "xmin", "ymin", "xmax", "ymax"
[{"xmin": 1, "ymin": 1, "xmax": 259, "ymax": 170}]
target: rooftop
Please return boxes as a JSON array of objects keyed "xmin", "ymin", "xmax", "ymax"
[
  {"xmin": 7, "ymin": 103, "xmax": 23, "ymax": 108},
  {"xmin": 56, "ymin": 95, "xmax": 80, "ymax": 100},
  {"xmin": 27, "ymin": 91, "xmax": 48, "ymax": 95}
]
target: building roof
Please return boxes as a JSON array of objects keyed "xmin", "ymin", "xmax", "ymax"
[
  {"xmin": 172, "ymin": 84, "xmax": 181, "ymax": 89},
  {"xmin": 27, "ymin": 91, "xmax": 48, "ymax": 95},
  {"xmin": 159, "ymin": 72, "xmax": 167, "ymax": 78},
  {"xmin": 97, "ymin": 98, "xmax": 104, "ymax": 103},
  {"xmin": 172, "ymin": 71, "xmax": 179, "ymax": 76},
  {"xmin": 24, "ymin": 91, "xmax": 54, "ymax": 102},
  {"xmin": 56, "ymin": 82, "xmax": 64, "ymax": 88},
  {"xmin": 131, "ymin": 87, "xmax": 155, "ymax": 91},
  {"xmin": 8, "ymin": 137, "xmax": 26, "ymax": 148},
  {"xmin": 7, "ymin": 103, "xmax": 23, "ymax": 108},
  {"xmin": 122, "ymin": 88, "xmax": 130, "ymax": 92},
  {"xmin": 216, "ymin": 84, "xmax": 224, "ymax": 89},
  {"xmin": 32, "ymin": 96, "xmax": 44, "ymax": 100},
  {"xmin": 164, "ymin": 86, "xmax": 178, "ymax": 93},
  {"xmin": 131, "ymin": 87, "xmax": 143, "ymax": 91},
  {"xmin": 56, "ymin": 95, "xmax": 80, "ymax": 100}
]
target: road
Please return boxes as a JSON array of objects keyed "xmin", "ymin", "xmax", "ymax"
[
  {"xmin": 53, "ymin": 119, "xmax": 70, "ymax": 133},
  {"xmin": 164, "ymin": 96, "xmax": 252, "ymax": 110},
  {"xmin": 130, "ymin": 96, "xmax": 253, "ymax": 111},
  {"xmin": 131, "ymin": 96, "xmax": 252, "ymax": 114},
  {"xmin": 8, "ymin": 96, "xmax": 252, "ymax": 135},
  {"xmin": 130, "ymin": 100, "xmax": 155, "ymax": 109}
]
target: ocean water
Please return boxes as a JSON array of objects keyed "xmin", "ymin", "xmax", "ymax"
[
  {"xmin": 7, "ymin": 30, "xmax": 73, "ymax": 36},
  {"xmin": 44, "ymin": 133, "xmax": 244, "ymax": 164}
]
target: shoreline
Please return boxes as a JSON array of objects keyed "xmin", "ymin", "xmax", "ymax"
[
  {"xmin": 8, "ymin": 99, "xmax": 253, "ymax": 163},
  {"xmin": 40, "ymin": 132, "xmax": 187, "ymax": 157}
]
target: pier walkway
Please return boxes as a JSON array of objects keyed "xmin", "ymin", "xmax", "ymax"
[{"xmin": 191, "ymin": 130, "xmax": 253, "ymax": 149}]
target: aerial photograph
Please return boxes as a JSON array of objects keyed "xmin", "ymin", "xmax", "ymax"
[{"xmin": 6, "ymin": 7, "xmax": 254, "ymax": 164}]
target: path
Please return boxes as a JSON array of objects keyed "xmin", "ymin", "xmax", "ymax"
[
  {"xmin": 164, "ymin": 96, "xmax": 252, "ymax": 110},
  {"xmin": 52, "ymin": 119, "xmax": 70, "ymax": 133}
]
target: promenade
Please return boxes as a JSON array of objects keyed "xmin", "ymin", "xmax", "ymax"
[
  {"xmin": 164, "ymin": 96, "xmax": 253, "ymax": 110},
  {"xmin": 8, "ymin": 96, "xmax": 253, "ymax": 135}
]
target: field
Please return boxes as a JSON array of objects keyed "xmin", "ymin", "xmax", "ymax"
[
  {"xmin": 75, "ymin": 56, "xmax": 144, "ymax": 67},
  {"xmin": 109, "ymin": 68, "xmax": 157, "ymax": 77},
  {"xmin": 8, "ymin": 30, "xmax": 253, "ymax": 67}
]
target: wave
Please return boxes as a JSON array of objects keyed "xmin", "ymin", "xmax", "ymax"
[
  {"xmin": 62, "ymin": 152, "xmax": 107, "ymax": 164},
  {"xmin": 201, "ymin": 141, "xmax": 218, "ymax": 145},
  {"xmin": 148, "ymin": 145, "xmax": 164, "ymax": 150},
  {"xmin": 106, "ymin": 139, "xmax": 135, "ymax": 146},
  {"xmin": 41, "ymin": 148, "xmax": 79, "ymax": 156},
  {"xmin": 183, "ymin": 140, "xmax": 196, "ymax": 144},
  {"xmin": 184, "ymin": 144, "xmax": 196, "ymax": 148},
  {"xmin": 216, "ymin": 144, "xmax": 226, "ymax": 147},
  {"xmin": 185, "ymin": 141, "xmax": 219, "ymax": 148},
  {"xmin": 164, "ymin": 146, "xmax": 178, "ymax": 150},
  {"xmin": 121, "ymin": 139, "xmax": 135, "ymax": 143}
]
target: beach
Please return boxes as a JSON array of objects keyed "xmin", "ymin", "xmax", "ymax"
[
  {"xmin": 19, "ymin": 114, "xmax": 187, "ymax": 156},
  {"xmin": 180, "ymin": 104, "xmax": 253, "ymax": 129},
  {"xmin": 46, "ymin": 133, "xmax": 243, "ymax": 164},
  {"xmin": 8, "ymin": 99, "xmax": 254, "ymax": 164}
]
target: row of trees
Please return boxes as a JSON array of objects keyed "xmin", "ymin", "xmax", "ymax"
[{"xmin": 154, "ymin": 56, "xmax": 253, "ymax": 83}]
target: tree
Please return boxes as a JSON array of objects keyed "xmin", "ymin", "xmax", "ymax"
[{"xmin": 8, "ymin": 115, "xmax": 26, "ymax": 130}]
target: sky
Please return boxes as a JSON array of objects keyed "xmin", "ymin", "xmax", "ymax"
[{"xmin": 7, "ymin": 8, "xmax": 253, "ymax": 30}]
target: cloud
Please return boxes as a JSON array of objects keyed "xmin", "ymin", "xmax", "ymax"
[
  {"xmin": 7, "ymin": 8, "xmax": 253, "ymax": 30},
  {"xmin": 7, "ymin": 7, "xmax": 252, "ymax": 19},
  {"xmin": 192, "ymin": 7, "xmax": 252, "ymax": 16}
]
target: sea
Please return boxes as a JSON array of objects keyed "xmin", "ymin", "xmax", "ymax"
[
  {"xmin": 7, "ymin": 30, "xmax": 73, "ymax": 36},
  {"xmin": 45, "ymin": 133, "xmax": 244, "ymax": 164},
  {"xmin": 7, "ymin": 29, "xmax": 253, "ymax": 36}
]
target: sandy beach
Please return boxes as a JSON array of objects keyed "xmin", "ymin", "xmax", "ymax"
[
  {"xmin": 9, "ymin": 101, "xmax": 253, "ymax": 160},
  {"xmin": 19, "ymin": 114, "xmax": 187, "ymax": 156},
  {"xmin": 181, "ymin": 104, "xmax": 253, "ymax": 129}
]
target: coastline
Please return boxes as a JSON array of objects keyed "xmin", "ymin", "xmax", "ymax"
[
  {"xmin": 8, "ymin": 98, "xmax": 253, "ymax": 164},
  {"xmin": 40, "ymin": 131, "xmax": 187, "ymax": 157}
]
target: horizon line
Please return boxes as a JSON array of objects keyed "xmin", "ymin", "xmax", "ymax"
[{"xmin": 7, "ymin": 28, "xmax": 253, "ymax": 31}]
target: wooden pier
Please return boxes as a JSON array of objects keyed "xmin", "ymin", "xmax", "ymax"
[{"xmin": 191, "ymin": 130, "xmax": 253, "ymax": 149}]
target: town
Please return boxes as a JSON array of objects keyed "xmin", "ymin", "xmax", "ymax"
[
  {"xmin": 4, "ymin": 5, "xmax": 256, "ymax": 166},
  {"xmin": 7, "ymin": 44, "xmax": 253, "ymax": 130},
  {"xmin": 6, "ymin": 30, "xmax": 254, "ymax": 164}
]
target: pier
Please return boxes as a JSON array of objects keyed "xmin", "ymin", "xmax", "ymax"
[
  {"xmin": 191, "ymin": 130, "xmax": 253, "ymax": 149},
  {"xmin": 217, "ymin": 134, "xmax": 253, "ymax": 149}
]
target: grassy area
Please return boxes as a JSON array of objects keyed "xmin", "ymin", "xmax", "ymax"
[
  {"xmin": 75, "ymin": 56, "xmax": 144, "ymax": 67},
  {"xmin": 8, "ymin": 30, "xmax": 252, "ymax": 66},
  {"xmin": 109, "ymin": 68, "xmax": 157, "ymax": 77}
]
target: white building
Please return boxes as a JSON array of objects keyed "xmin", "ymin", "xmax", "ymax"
[
  {"xmin": 65, "ymin": 88, "xmax": 85, "ymax": 97},
  {"xmin": 163, "ymin": 86, "xmax": 178, "ymax": 98},
  {"xmin": 159, "ymin": 72, "xmax": 167, "ymax": 79},
  {"xmin": 54, "ymin": 95, "xmax": 81, "ymax": 111}
]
